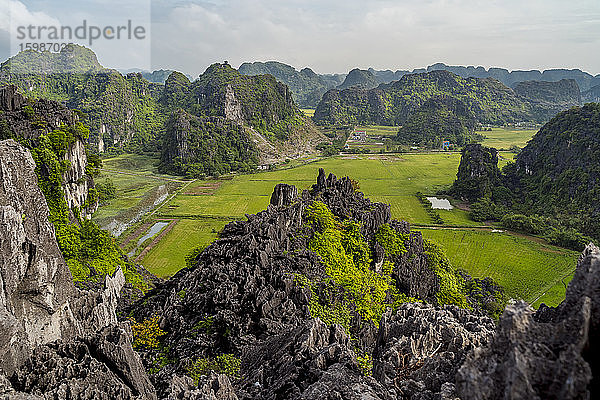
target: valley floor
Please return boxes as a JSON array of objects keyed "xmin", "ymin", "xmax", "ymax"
[{"xmin": 93, "ymin": 127, "xmax": 576, "ymax": 308}]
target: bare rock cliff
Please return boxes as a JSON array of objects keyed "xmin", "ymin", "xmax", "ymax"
[{"xmin": 0, "ymin": 139, "xmax": 156, "ymax": 399}]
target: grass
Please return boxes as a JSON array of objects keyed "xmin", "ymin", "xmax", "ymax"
[
  {"xmin": 141, "ymin": 219, "xmax": 223, "ymax": 278},
  {"xmin": 95, "ymin": 152, "xmax": 580, "ymax": 308},
  {"xmin": 301, "ymin": 109, "xmax": 315, "ymax": 117},
  {"xmin": 480, "ymin": 127, "xmax": 538, "ymax": 149},
  {"xmin": 532, "ymin": 274, "xmax": 574, "ymax": 308},
  {"xmin": 355, "ymin": 125, "xmax": 399, "ymax": 137},
  {"xmin": 159, "ymin": 154, "xmax": 466, "ymax": 224},
  {"xmin": 93, "ymin": 154, "xmax": 185, "ymax": 226},
  {"xmin": 420, "ymin": 228, "xmax": 578, "ymax": 306}
]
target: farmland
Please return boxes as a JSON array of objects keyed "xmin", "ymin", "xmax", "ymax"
[
  {"xmin": 94, "ymin": 132, "xmax": 579, "ymax": 307},
  {"xmin": 480, "ymin": 127, "xmax": 538, "ymax": 149},
  {"xmin": 420, "ymin": 229, "xmax": 578, "ymax": 306}
]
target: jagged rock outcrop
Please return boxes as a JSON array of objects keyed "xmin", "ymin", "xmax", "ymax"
[
  {"xmin": 456, "ymin": 243, "xmax": 600, "ymax": 399},
  {"xmin": 270, "ymin": 183, "xmax": 298, "ymax": 207},
  {"xmin": 0, "ymin": 139, "xmax": 79, "ymax": 375},
  {"xmin": 238, "ymin": 319, "xmax": 393, "ymax": 400},
  {"xmin": 0, "ymin": 85, "xmax": 98, "ymax": 218},
  {"xmin": 373, "ymin": 303, "xmax": 495, "ymax": 399},
  {"xmin": 0, "ymin": 139, "xmax": 156, "ymax": 399},
  {"xmin": 129, "ymin": 168, "xmax": 485, "ymax": 399}
]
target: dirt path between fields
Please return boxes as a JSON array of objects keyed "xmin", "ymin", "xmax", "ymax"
[
  {"xmin": 100, "ymin": 168, "xmax": 189, "ymax": 183},
  {"xmin": 415, "ymin": 225, "xmax": 565, "ymax": 254}
]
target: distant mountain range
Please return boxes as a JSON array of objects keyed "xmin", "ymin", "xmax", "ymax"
[
  {"xmin": 239, "ymin": 61, "xmax": 600, "ymax": 107},
  {"xmin": 0, "ymin": 46, "xmax": 323, "ymax": 174},
  {"xmin": 313, "ymin": 70, "xmax": 581, "ymax": 127}
]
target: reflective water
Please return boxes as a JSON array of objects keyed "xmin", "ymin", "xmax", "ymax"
[{"xmin": 426, "ymin": 197, "xmax": 453, "ymax": 210}]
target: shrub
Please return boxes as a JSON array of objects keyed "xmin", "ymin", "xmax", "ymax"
[
  {"xmin": 130, "ymin": 315, "xmax": 166, "ymax": 350},
  {"xmin": 375, "ymin": 224, "xmax": 408, "ymax": 257},
  {"xmin": 186, "ymin": 354, "xmax": 241, "ymax": 385},
  {"xmin": 423, "ymin": 239, "xmax": 468, "ymax": 308}
]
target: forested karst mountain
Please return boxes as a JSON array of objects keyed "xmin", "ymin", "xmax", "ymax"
[
  {"xmin": 367, "ymin": 67, "xmax": 410, "ymax": 83},
  {"xmin": 396, "ymin": 96, "xmax": 480, "ymax": 147},
  {"xmin": 160, "ymin": 109, "xmax": 259, "ymax": 177},
  {"xmin": 1, "ymin": 45, "xmax": 166, "ymax": 153},
  {"xmin": 513, "ymin": 79, "xmax": 581, "ymax": 121},
  {"xmin": 336, "ymin": 68, "xmax": 380, "ymax": 90},
  {"xmin": 451, "ymin": 103, "xmax": 600, "ymax": 247},
  {"xmin": 314, "ymin": 70, "xmax": 588, "ymax": 128},
  {"xmin": 238, "ymin": 61, "xmax": 344, "ymax": 108},
  {"xmin": 1, "ymin": 47, "xmax": 323, "ymax": 173},
  {"xmin": 507, "ymin": 103, "xmax": 600, "ymax": 237},
  {"xmin": 158, "ymin": 63, "xmax": 324, "ymax": 172},
  {"xmin": 314, "ymin": 70, "xmax": 533, "ymax": 126},
  {"xmin": 583, "ymin": 84, "xmax": 600, "ymax": 103}
]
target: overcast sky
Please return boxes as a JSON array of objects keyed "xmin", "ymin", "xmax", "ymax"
[{"xmin": 1, "ymin": 0, "xmax": 599, "ymax": 77}]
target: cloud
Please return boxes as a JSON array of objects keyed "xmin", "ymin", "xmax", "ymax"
[
  {"xmin": 0, "ymin": 0, "xmax": 61, "ymax": 33},
  {"xmin": 2, "ymin": 1, "xmax": 600, "ymax": 76},
  {"xmin": 148, "ymin": 0, "xmax": 600, "ymax": 76}
]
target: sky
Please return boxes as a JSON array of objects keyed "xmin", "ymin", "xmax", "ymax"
[{"xmin": 1, "ymin": 0, "xmax": 600, "ymax": 77}]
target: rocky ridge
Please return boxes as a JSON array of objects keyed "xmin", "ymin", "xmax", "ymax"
[
  {"xmin": 0, "ymin": 139, "xmax": 154, "ymax": 398},
  {"xmin": 0, "ymin": 85, "xmax": 98, "ymax": 219},
  {"xmin": 1, "ymin": 137, "xmax": 599, "ymax": 398},
  {"xmin": 128, "ymin": 168, "xmax": 498, "ymax": 399}
]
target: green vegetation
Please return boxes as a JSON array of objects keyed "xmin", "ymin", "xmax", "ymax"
[
  {"xmin": 416, "ymin": 192, "xmax": 444, "ymax": 225},
  {"xmin": 423, "ymin": 239, "xmax": 468, "ymax": 309},
  {"xmin": 95, "ymin": 178, "xmax": 116, "ymax": 204},
  {"xmin": 142, "ymin": 219, "xmax": 222, "ymax": 277},
  {"xmin": 301, "ymin": 108, "xmax": 315, "ymax": 117},
  {"xmin": 160, "ymin": 110, "xmax": 259, "ymax": 177},
  {"xmin": 300, "ymin": 201, "xmax": 475, "ymax": 330},
  {"xmin": 375, "ymin": 223, "xmax": 409, "ymax": 257},
  {"xmin": 420, "ymin": 228, "xmax": 578, "ymax": 305},
  {"xmin": 355, "ymin": 125, "xmax": 399, "ymax": 137},
  {"xmin": 24, "ymin": 123, "xmax": 144, "ymax": 287},
  {"xmin": 337, "ymin": 68, "xmax": 379, "ymax": 90},
  {"xmin": 186, "ymin": 354, "xmax": 241, "ymax": 384},
  {"xmin": 305, "ymin": 201, "xmax": 402, "ymax": 322},
  {"xmin": 130, "ymin": 315, "xmax": 167, "ymax": 350},
  {"xmin": 480, "ymin": 127, "xmax": 537, "ymax": 149},
  {"xmin": 396, "ymin": 96, "xmax": 481, "ymax": 148},
  {"xmin": 314, "ymin": 70, "xmax": 534, "ymax": 126}
]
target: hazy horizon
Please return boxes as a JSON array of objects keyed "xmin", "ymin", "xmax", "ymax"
[{"xmin": 1, "ymin": 0, "xmax": 599, "ymax": 77}]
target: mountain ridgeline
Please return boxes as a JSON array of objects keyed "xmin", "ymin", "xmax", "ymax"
[
  {"xmin": 451, "ymin": 103, "xmax": 600, "ymax": 249},
  {"xmin": 314, "ymin": 70, "xmax": 536, "ymax": 127},
  {"xmin": 3, "ymin": 141, "xmax": 600, "ymax": 398},
  {"xmin": 238, "ymin": 60, "xmax": 599, "ymax": 109},
  {"xmin": 238, "ymin": 61, "xmax": 345, "ymax": 108},
  {"xmin": 1, "ymin": 46, "xmax": 323, "ymax": 175}
]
